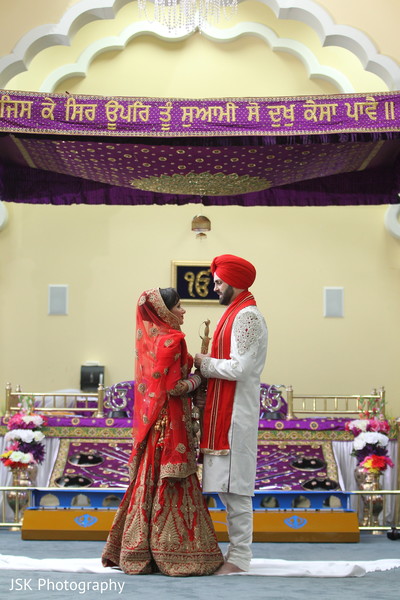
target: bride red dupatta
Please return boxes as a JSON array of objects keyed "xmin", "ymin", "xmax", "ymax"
[{"xmin": 129, "ymin": 287, "xmax": 196, "ymax": 478}]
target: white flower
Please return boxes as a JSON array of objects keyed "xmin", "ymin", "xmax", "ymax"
[
  {"xmin": 353, "ymin": 431, "xmax": 389, "ymax": 450},
  {"xmin": 4, "ymin": 429, "xmax": 44, "ymax": 444},
  {"xmin": 349, "ymin": 419, "xmax": 369, "ymax": 432},
  {"xmin": 21, "ymin": 415, "xmax": 44, "ymax": 427},
  {"xmin": 8, "ymin": 451, "xmax": 32, "ymax": 464}
]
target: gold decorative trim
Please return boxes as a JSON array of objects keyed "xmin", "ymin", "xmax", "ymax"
[
  {"xmin": 11, "ymin": 136, "xmax": 37, "ymax": 168},
  {"xmin": 41, "ymin": 426, "xmax": 132, "ymax": 439},
  {"xmin": 258, "ymin": 429, "xmax": 355, "ymax": 441},
  {"xmin": 130, "ymin": 172, "xmax": 272, "ymax": 196},
  {"xmin": 357, "ymin": 140, "xmax": 386, "ymax": 170}
]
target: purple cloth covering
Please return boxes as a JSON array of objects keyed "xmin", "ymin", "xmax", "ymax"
[
  {"xmin": 255, "ymin": 440, "xmax": 338, "ymax": 492},
  {"xmin": 2, "ymin": 90, "xmax": 400, "ymax": 206},
  {"xmin": 2, "ymin": 91, "xmax": 400, "ymax": 136},
  {"xmin": 259, "ymin": 417, "xmax": 350, "ymax": 431},
  {"xmin": 0, "ymin": 415, "xmax": 351, "ymax": 431},
  {"xmin": 51, "ymin": 439, "xmax": 131, "ymax": 489}
]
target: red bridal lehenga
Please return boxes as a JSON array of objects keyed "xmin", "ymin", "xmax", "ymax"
[{"xmin": 101, "ymin": 289, "xmax": 223, "ymax": 576}]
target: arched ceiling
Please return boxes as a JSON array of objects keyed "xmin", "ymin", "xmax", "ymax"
[{"xmin": 39, "ymin": 22, "xmax": 355, "ymax": 94}]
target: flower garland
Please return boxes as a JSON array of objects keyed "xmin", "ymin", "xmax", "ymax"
[
  {"xmin": 0, "ymin": 396, "xmax": 47, "ymax": 470},
  {"xmin": 345, "ymin": 417, "xmax": 394, "ymax": 475}
]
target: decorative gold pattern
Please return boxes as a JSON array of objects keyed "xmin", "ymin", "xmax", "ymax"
[
  {"xmin": 130, "ymin": 172, "xmax": 272, "ymax": 196},
  {"xmin": 145, "ymin": 288, "xmax": 181, "ymax": 330},
  {"xmin": 9, "ymin": 129, "xmax": 392, "ymax": 203},
  {"xmin": 102, "ymin": 414, "xmax": 223, "ymax": 576},
  {"xmin": 0, "ymin": 424, "xmax": 368, "ymax": 442},
  {"xmin": 5, "ymin": 90, "xmax": 400, "ymax": 139},
  {"xmin": 257, "ymin": 439, "xmax": 339, "ymax": 486},
  {"xmin": 168, "ymin": 378, "xmax": 193, "ymax": 396},
  {"xmin": 49, "ymin": 438, "xmax": 131, "ymax": 487},
  {"xmin": 258, "ymin": 429, "xmax": 355, "ymax": 441}
]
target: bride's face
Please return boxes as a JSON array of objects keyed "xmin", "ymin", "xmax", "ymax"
[{"xmin": 170, "ymin": 300, "xmax": 186, "ymax": 325}]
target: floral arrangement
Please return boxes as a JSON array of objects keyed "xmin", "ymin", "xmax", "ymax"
[
  {"xmin": 0, "ymin": 396, "xmax": 47, "ymax": 470},
  {"xmin": 346, "ymin": 417, "xmax": 394, "ymax": 475}
]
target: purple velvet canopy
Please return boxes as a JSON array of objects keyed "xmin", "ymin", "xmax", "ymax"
[{"xmin": 1, "ymin": 89, "xmax": 400, "ymax": 205}]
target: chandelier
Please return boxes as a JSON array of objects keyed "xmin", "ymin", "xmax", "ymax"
[{"xmin": 138, "ymin": 0, "xmax": 238, "ymax": 33}]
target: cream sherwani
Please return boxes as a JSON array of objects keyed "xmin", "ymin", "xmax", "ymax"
[
  {"xmin": 200, "ymin": 304, "xmax": 268, "ymax": 571},
  {"xmin": 201, "ymin": 305, "xmax": 268, "ymax": 495}
]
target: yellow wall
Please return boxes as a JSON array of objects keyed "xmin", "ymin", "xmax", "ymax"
[
  {"xmin": 1, "ymin": 1, "xmax": 400, "ymax": 415},
  {"xmin": 1, "ymin": 202, "xmax": 399, "ymax": 416}
]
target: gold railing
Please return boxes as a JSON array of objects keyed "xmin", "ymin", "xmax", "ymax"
[
  {"xmin": 353, "ymin": 489, "xmax": 400, "ymax": 533},
  {"xmin": 0, "ymin": 486, "xmax": 33, "ymax": 528},
  {"xmin": 285, "ymin": 386, "xmax": 385, "ymax": 420},
  {"xmin": 3, "ymin": 382, "xmax": 105, "ymax": 418}
]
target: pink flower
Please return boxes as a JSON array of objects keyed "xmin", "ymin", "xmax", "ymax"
[
  {"xmin": 368, "ymin": 418, "xmax": 390, "ymax": 434},
  {"xmin": 347, "ymin": 417, "xmax": 390, "ymax": 437}
]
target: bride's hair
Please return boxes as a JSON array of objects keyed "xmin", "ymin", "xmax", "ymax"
[{"xmin": 159, "ymin": 287, "xmax": 180, "ymax": 311}]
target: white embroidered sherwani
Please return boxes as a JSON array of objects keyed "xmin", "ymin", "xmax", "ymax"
[{"xmin": 200, "ymin": 305, "xmax": 268, "ymax": 496}]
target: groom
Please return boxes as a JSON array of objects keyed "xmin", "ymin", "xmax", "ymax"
[{"xmin": 195, "ymin": 254, "xmax": 268, "ymax": 575}]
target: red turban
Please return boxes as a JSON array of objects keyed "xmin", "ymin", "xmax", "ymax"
[{"xmin": 211, "ymin": 254, "xmax": 256, "ymax": 289}]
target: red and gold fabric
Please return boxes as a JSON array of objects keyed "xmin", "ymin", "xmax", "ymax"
[{"xmin": 102, "ymin": 287, "xmax": 223, "ymax": 575}]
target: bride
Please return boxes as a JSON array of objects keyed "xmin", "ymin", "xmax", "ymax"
[{"xmin": 102, "ymin": 287, "xmax": 223, "ymax": 576}]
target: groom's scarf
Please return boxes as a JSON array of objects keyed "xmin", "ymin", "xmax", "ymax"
[{"xmin": 201, "ymin": 291, "xmax": 256, "ymax": 454}]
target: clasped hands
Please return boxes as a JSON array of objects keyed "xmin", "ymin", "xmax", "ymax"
[{"xmin": 194, "ymin": 352, "xmax": 210, "ymax": 370}]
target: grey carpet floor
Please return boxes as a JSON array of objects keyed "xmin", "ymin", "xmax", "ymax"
[{"xmin": 0, "ymin": 530, "xmax": 399, "ymax": 600}]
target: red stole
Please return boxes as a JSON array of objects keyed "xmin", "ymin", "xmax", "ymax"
[{"xmin": 200, "ymin": 291, "xmax": 256, "ymax": 454}]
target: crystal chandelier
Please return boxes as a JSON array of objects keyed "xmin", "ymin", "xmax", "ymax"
[{"xmin": 138, "ymin": 0, "xmax": 238, "ymax": 34}]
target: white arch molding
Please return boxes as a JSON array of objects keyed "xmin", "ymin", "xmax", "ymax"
[
  {"xmin": 384, "ymin": 204, "xmax": 400, "ymax": 240},
  {"xmin": 0, "ymin": 0, "xmax": 399, "ymax": 90},
  {"xmin": 0, "ymin": 201, "xmax": 9, "ymax": 232},
  {"xmin": 39, "ymin": 22, "xmax": 355, "ymax": 93}
]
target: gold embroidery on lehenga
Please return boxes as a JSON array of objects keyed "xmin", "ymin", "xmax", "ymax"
[
  {"xmin": 102, "ymin": 366, "xmax": 223, "ymax": 577},
  {"xmin": 151, "ymin": 476, "xmax": 223, "ymax": 575}
]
